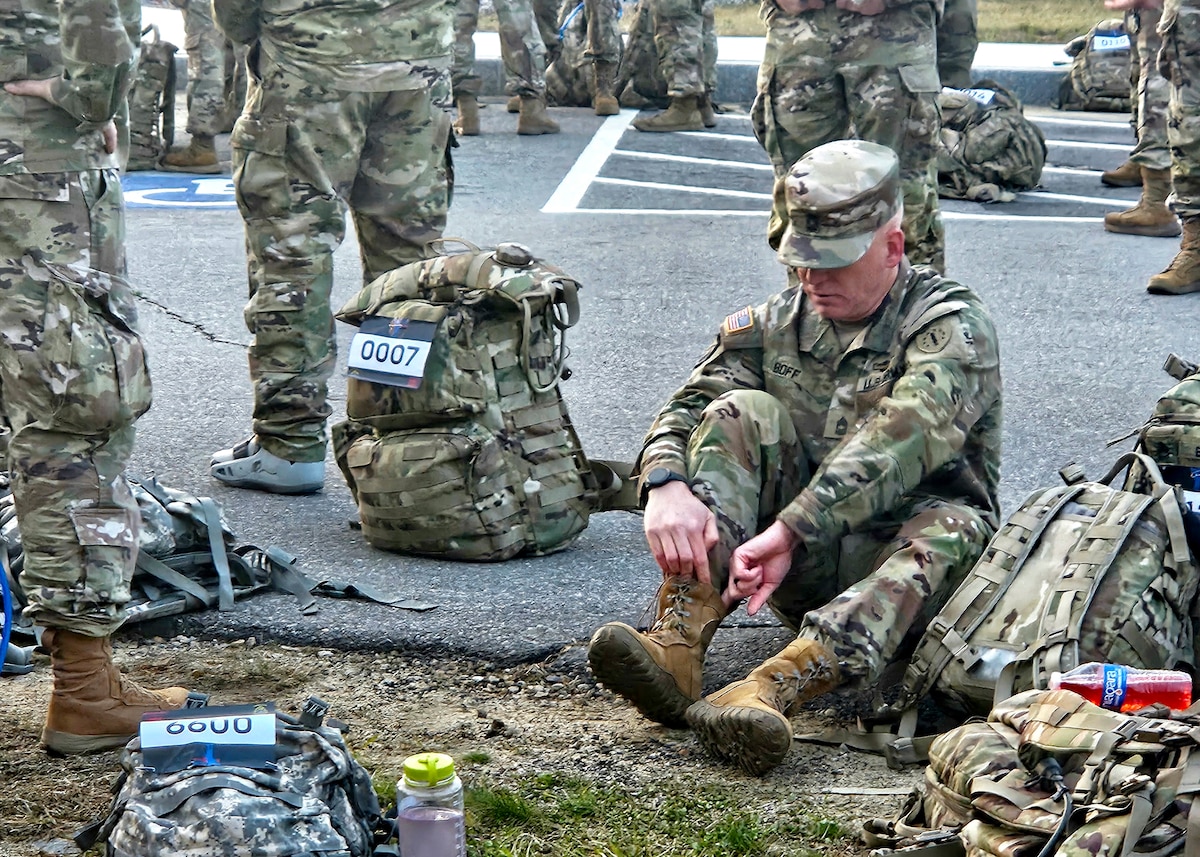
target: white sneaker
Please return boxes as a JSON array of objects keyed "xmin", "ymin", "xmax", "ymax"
[{"xmin": 209, "ymin": 438, "xmax": 325, "ymax": 495}]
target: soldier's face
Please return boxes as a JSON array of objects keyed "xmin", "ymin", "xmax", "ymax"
[{"xmin": 794, "ymin": 223, "xmax": 905, "ymax": 322}]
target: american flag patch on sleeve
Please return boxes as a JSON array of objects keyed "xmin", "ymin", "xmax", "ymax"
[{"xmin": 722, "ymin": 306, "xmax": 754, "ymax": 335}]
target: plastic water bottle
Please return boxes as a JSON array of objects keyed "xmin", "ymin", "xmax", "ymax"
[
  {"xmin": 396, "ymin": 752, "xmax": 466, "ymax": 857},
  {"xmin": 1049, "ymin": 662, "xmax": 1193, "ymax": 712}
]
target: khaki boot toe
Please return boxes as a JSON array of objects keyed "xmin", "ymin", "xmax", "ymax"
[
  {"xmin": 685, "ymin": 689, "xmax": 793, "ymax": 776},
  {"xmin": 588, "ymin": 622, "xmax": 695, "ymax": 727}
]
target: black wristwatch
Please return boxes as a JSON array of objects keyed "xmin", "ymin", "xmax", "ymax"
[{"xmin": 641, "ymin": 467, "xmax": 689, "ymax": 504}]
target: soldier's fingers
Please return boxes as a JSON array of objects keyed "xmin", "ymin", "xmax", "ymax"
[
  {"xmin": 691, "ymin": 532, "xmax": 711, "ymax": 586},
  {"xmin": 746, "ymin": 580, "xmax": 778, "ymax": 616}
]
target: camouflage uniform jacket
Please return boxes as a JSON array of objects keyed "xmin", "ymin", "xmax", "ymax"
[
  {"xmin": 0, "ymin": 0, "xmax": 139, "ymax": 174},
  {"xmin": 213, "ymin": 0, "xmax": 454, "ymax": 90},
  {"xmin": 640, "ymin": 261, "xmax": 1003, "ymax": 547}
]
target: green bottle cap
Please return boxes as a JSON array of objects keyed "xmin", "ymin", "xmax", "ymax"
[{"xmin": 402, "ymin": 752, "xmax": 456, "ymax": 786}]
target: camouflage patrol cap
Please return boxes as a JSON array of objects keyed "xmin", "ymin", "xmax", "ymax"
[{"xmin": 777, "ymin": 140, "xmax": 901, "ymax": 269}]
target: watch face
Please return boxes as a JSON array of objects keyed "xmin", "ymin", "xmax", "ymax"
[{"xmin": 647, "ymin": 468, "xmax": 677, "ymax": 488}]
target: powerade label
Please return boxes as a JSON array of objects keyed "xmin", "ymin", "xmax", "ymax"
[{"xmin": 1101, "ymin": 664, "xmax": 1127, "ymax": 710}]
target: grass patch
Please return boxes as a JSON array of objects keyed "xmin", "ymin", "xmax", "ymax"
[
  {"xmin": 461, "ymin": 775, "xmax": 850, "ymax": 857},
  {"xmin": 489, "ymin": 0, "xmax": 1104, "ymax": 43}
]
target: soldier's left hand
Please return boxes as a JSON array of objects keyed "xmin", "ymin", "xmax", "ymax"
[
  {"xmin": 726, "ymin": 522, "xmax": 798, "ymax": 615},
  {"xmin": 4, "ymin": 78, "xmax": 117, "ymax": 153}
]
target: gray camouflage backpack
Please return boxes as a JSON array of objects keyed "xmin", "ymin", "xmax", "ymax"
[
  {"xmin": 936, "ymin": 81, "xmax": 1047, "ymax": 203},
  {"xmin": 126, "ymin": 25, "xmax": 177, "ymax": 171},
  {"xmin": 332, "ymin": 240, "xmax": 632, "ymax": 561},
  {"xmin": 83, "ymin": 701, "xmax": 384, "ymax": 857},
  {"xmin": 1055, "ymin": 19, "xmax": 1132, "ymax": 112}
]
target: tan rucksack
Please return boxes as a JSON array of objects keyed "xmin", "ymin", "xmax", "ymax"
[
  {"xmin": 126, "ymin": 25, "xmax": 177, "ymax": 171},
  {"xmin": 332, "ymin": 240, "xmax": 631, "ymax": 560},
  {"xmin": 1055, "ymin": 19, "xmax": 1132, "ymax": 112}
]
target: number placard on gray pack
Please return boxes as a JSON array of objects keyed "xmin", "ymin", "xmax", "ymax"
[
  {"xmin": 139, "ymin": 703, "xmax": 278, "ymax": 772},
  {"xmin": 347, "ymin": 316, "xmax": 439, "ymax": 389}
]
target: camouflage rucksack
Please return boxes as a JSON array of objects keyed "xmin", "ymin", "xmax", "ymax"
[
  {"xmin": 83, "ymin": 701, "xmax": 384, "ymax": 857},
  {"xmin": 936, "ymin": 81, "xmax": 1047, "ymax": 202},
  {"xmin": 545, "ymin": 0, "xmax": 623, "ymax": 107},
  {"xmin": 1055, "ymin": 18, "xmax": 1132, "ymax": 112},
  {"xmin": 332, "ymin": 240, "xmax": 624, "ymax": 560},
  {"xmin": 126, "ymin": 25, "xmax": 177, "ymax": 171},
  {"xmin": 836, "ymin": 451, "xmax": 1199, "ymax": 765},
  {"xmin": 615, "ymin": 0, "xmax": 669, "ymax": 108},
  {"xmin": 865, "ymin": 689, "xmax": 1200, "ymax": 857}
]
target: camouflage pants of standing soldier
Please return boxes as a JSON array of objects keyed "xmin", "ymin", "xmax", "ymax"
[
  {"xmin": 453, "ymin": 0, "xmax": 549, "ymax": 98},
  {"xmin": 583, "ymin": 0, "xmax": 622, "ymax": 65},
  {"xmin": 0, "ymin": 169, "xmax": 151, "ymax": 637},
  {"xmin": 648, "ymin": 0, "xmax": 706, "ymax": 98},
  {"xmin": 1161, "ymin": 1, "xmax": 1200, "ymax": 214},
  {"xmin": 1126, "ymin": 7, "xmax": 1169, "ymax": 172},
  {"xmin": 753, "ymin": 4, "xmax": 944, "ymax": 272},
  {"xmin": 684, "ymin": 390, "xmax": 991, "ymax": 681},
  {"xmin": 232, "ymin": 57, "xmax": 453, "ymax": 463},
  {"xmin": 936, "ymin": 0, "xmax": 977, "ymax": 89},
  {"xmin": 176, "ymin": 0, "xmax": 240, "ymax": 136}
]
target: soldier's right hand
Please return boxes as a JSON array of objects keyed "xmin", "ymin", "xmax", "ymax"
[
  {"xmin": 773, "ymin": 0, "xmax": 827, "ymax": 15},
  {"xmin": 643, "ymin": 482, "xmax": 719, "ymax": 585}
]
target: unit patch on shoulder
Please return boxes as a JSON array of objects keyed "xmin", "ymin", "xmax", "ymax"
[
  {"xmin": 723, "ymin": 306, "xmax": 754, "ymax": 335},
  {"xmin": 915, "ymin": 318, "xmax": 954, "ymax": 354}
]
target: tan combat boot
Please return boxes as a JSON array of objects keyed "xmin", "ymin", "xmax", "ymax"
[
  {"xmin": 592, "ymin": 61, "xmax": 620, "ymax": 116},
  {"xmin": 684, "ymin": 637, "xmax": 840, "ymax": 775},
  {"xmin": 517, "ymin": 95, "xmax": 560, "ymax": 135},
  {"xmin": 588, "ymin": 577, "xmax": 727, "ymax": 727},
  {"xmin": 632, "ymin": 95, "xmax": 704, "ymax": 133},
  {"xmin": 1104, "ymin": 168, "xmax": 1180, "ymax": 237},
  {"xmin": 1148, "ymin": 216, "xmax": 1200, "ymax": 295},
  {"xmin": 454, "ymin": 94, "xmax": 480, "ymax": 136},
  {"xmin": 698, "ymin": 92, "xmax": 718, "ymax": 128},
  {"xmin": 159, "ymin": 134, "xmax": 222, "ymax": 174},
  {"xmin": 1101, "ymin": 158, "xmax": 1142, "ymax": 188},
  {"xmin": 506, "ymin": 95, "xmax": 521, "ymax": 113},
  {"xmin": 41, "ymin": 628, "xmax": 192, "ymax": 755}
]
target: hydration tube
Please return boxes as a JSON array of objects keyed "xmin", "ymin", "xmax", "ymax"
[{"xmin": 0, "ymin": 555, "xmax": 12, "ymax": 677}]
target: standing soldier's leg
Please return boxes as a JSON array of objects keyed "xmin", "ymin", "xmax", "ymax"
[
  {"xmin": 1148, "ymin": 1, "xmax": 1200, "ymax": 295},
  {"xmin": 0, "ymin": 170, "xmax": 190, "ymax": 755},
  {"xmin": 588, "ymin": 390, "xmax": 808, "ymax": 727},
  {"xmin": 698, "ymin": 0, "xmax": 718, "ymax": 126},
  {"xmin": 452, "ymin": 0, "xmax": 484, "ymax": 135},
  {"xmin": 1104, "ymin": 8, "xmax": 1179, "ymax": 237},
  {"xmin": 1101, "ymin": 8, "xmax": 1145, "ymax": 186},
  {"xmin": 585, "ymin": 0, "xmax": 622, "ymax": 115},
  {"xmin": 688, "ymin": 500, "xmax": 992, "ymax": 775},
  {"xmin": 935, "ymin": 0, "xmax": 977, "ymax": 89},
  {"xmin": 495, "ymin": 0, "xmax": 561, "ymax": 134},
  {"xmin": 161, "ymin": 0, "xmax": 226, "ymax": 172},
  {"xmin": 632, "ymin": 0, "xmax": 706, "ymax": 131},
  {"xmin": 212, "ymin": 67, "xmax": 368, "ymax": 491}
]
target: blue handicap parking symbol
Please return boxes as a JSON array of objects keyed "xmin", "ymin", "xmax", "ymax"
[{"xmin": 123, "ymin": 173, "xmax": 237, "ymax": 209}]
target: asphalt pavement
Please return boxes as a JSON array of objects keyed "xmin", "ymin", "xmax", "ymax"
[{"xmin": 82, "ymin": 11, "xmax": 1197, "ymax": 692}]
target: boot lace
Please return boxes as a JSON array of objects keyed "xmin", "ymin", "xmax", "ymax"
[{"xmin": 644, "ymin": 583, "xmax": 694, "ymax": 634}]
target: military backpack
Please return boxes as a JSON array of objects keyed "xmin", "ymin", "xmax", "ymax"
[
  {"xmin": 1055, "ymin": 18, "xmax": 1132, "ymax": 112},
  {"xmin": 615, "ymin": 0, "xmax": 670, "ymax": 109},
  {"xmin": 332, "ymin": 240, "xmax": 629, "ymax": 561},
  {"xmin": 545, "ymin": 0, "xmax": 623, "ymax": 107},
  {"xmin": 936, "ymin": 81, "xmax": 1047, "ymax": 203},
  {"xmin": 81, "ymin": 700, "xmax": 384, "ymax": 857},
  {"xmin": 126, "ymin": 25, "xmax": 177, "ymax": 172},
  {"xmin": 864, "ymin": 689, "xmax": 1200, "ymax": 857}
]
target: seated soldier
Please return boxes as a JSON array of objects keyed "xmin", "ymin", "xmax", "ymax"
[{"xmin": 587, "ymin": 139, "xmax": 1003, "ymax": 776}]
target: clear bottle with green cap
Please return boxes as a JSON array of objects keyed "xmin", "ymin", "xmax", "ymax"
[{"xmin": 396, "ymin": 752, "xmax": 465, "ymax": 857}]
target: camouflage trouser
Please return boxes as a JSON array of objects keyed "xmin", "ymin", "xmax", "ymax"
[
  {"xmin": 232, "ymin": 55, "xmax": 453, "ymax": 462},
  {"xmin": 936, "ymin": 0, "xmax": 977, "ymax": 89},
  {"xmin": 648, "ymin": 0, "xmax": 706, "ymax": 97},
  {"xmin": 179, "ymin": 0, "xmax": 239, "ymax": 136},
  {"xmin": 685, "ymin": 390, "xmax": 991, "ymax": 682},
  {"xmin": 535, "ymin": 0, "xmax": 563, "ymax": 64},
  {"xmin": 1126, "ymin": 7, "xmax": 1169, "ymax": 172},
  {"xmin": 583, "ymin": 0, "xmax": 622, "ymax": 64},
  {"xmin": 753, "ymin": 4, "xmax": 944, "ymax": 272},
  {"xmin": 453, "ymin": 0, "xmax": 548, "ymax": 97},
  {"xmin": 1162, "ymin": 0, "xmax": 1200, "ymax": 214},
  {"xmin": 0, "ymin": 169, "xmax": 151, "ymax": 637}
]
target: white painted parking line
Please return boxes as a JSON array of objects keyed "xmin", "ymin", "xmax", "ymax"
[
  {"xmin": 942, "ymin": 211, "xmax": 1103, "ymax": 223},
  {"xmin": 552, "ymin": 208, "xmax": 769, "ymax": 216},
  {"xmin": 1032, "ymin": 115, "xmax": 1131, "ymax": 129},
  {"xmin": 542, "ymin": 110, "xmax": 638, "ymax": 213},
  {"xmin": 1045, "ymin": 138, "xmax": 1132, "ymax": 152},
  {"xmin": 594, "ymin": 176, "xmax": 772, "ymax": 200},
  {"xmin": 612, "ymin": 149, "xmax": 773, "ymax": 171},
  {"xmin": 690, "ymin": 130, "xmax": 762, "ymax": 143},
  {"xmin": 1017, "ymin": 189, "xmax": 1136, "ymax": 207},
  {"xmin": 1042, "ymin": 165, "xmax": 1113, "ymax": 177}
]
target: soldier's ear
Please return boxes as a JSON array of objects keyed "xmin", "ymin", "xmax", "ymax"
[{"xmin": 883, "ymin": 225, "xmax": 906, "ymax": 267}]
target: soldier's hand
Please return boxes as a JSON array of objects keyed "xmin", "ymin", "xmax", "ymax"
[
  {"xmin": 726, "ymin": 522, "xmax": 797, "ymax": 615},
  {"xmin": 1104, "ymin": 0, "xmax": 1160, "ymax": 8},
  {"xmin": 834, "ymin": 0, "xmax": 888, "ymax": 14},
  {"xmin": 773, "ymin": 0, "xmax": 827, "ymax": 15},
  {"xmin": 5, "ymin": 77, "xmax": 56, "ymax": 104},
  {"xmin": 643, "ymin": 481, "xmax": 719, "ymax": 585}
]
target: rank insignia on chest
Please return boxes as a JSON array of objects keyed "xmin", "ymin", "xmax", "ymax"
[{"xmin": 723, "ymin": 306, "xmax": 754, "ymax": 335}]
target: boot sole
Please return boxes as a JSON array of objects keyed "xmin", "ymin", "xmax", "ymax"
[
  {"xmin": 1148, "ymin": 281, "xmax": 1200, "ymax": 295},
  {"xmin": 587, "ymin": 624, "xmax": 693, "ymax": 727},
  {"xmin": 42, "ymin": 727, "xmax": 133, "ymax": 756},
  {"xmin": 158, "ymin": 162, "xmax": 225, "ymax": 175},
  {"xmin": 1103, "ymin": 222, "xmax": 1181, "ymax": 237},
  {"xmin": 1100, "ymin": 177, "xmax": 1142, "ymax": 188},
  {"xmin": 632, "ymin": 122, "xmax": 704, "ymax": 133},
  {"xmin": 685, "ymin": 699, "xmax": 792, "ymax": 776}
]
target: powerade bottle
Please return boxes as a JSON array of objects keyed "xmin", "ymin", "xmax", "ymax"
[
  {"xmin": 396, "ymin": 752, "xmax": 466, "ymax": 857},
  {"xmin": 1049, "ymin": 662, "xmax": 1193, "ymax": 712}
]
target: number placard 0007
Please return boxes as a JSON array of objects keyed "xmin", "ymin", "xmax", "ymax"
[{"xmin": 348, "ymin": 331, "xmax": 432, "ymax": 381}]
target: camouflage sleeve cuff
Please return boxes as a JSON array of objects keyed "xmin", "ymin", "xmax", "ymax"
[
  {"xmin": 49, "ymin": 76, "xmax": 114, "ymax": 130},
  {"xmin": 775, "ymin": 491, "xmax": 829, "ymax": 546}
]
